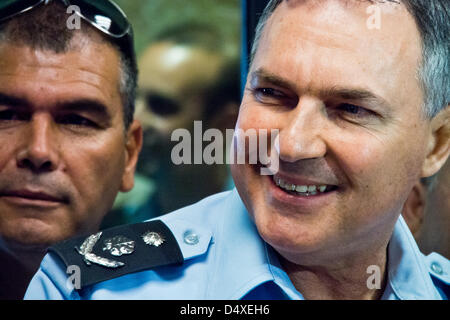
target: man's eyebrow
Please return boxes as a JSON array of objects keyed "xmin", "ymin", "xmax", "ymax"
[
  {"xmin": 323, "ymin": 87, "xmax": 392, "ymax": 111},
  {"xmin": 55, "ymin": 99, "xmax": 110, "ymax": 115},
  {"xmin": 56, "ymin": 99, "xmax": 113, "ymax": 124},
  {"xmin": 249, "ymin": 69, "xmax": 297, "ymax": 92},
  {"xmin": 0, "ymin": 93, "xmax": 113, "ymax": 123},
  {"xmin": 0, "ymin": 92, "xmax": 31, "ymax": 107}
]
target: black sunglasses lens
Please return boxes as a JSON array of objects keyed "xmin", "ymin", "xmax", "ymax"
[
  {"xmin": 0, "ymin": 0, "xmax": 43, "ymax": 22},
  {"xmin": 68, "ymin": 0, "xmax": 129, "ymax": 36}
]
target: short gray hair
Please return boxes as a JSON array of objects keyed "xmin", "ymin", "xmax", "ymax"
[
  {"xmin": 251, "ymin": 0, "xmax": 450, "ymax": 118},
  {"xmin": 0, "ymin": 1, "xmax": 137, "ymax": 130}
]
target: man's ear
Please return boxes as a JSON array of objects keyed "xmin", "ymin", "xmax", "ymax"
[
  {"xmin": 402, "ymin": 181, "xmax": 426, "ymax": 240},
  {"xmin": 421, "ymin": 105, "xmax": 450, "ymax": 178},
  {"xmin": 120, "ymin": 120, "xmax": 143, "ymax": 192}
]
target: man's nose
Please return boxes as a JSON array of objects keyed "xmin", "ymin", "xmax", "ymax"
[
  {"xmin": 16, "ymin": 114, "xmax": 60, "ymax": 172},
  {"xmin": 277, "ymin": 97, "xmax": 328, "ymax": 163}
]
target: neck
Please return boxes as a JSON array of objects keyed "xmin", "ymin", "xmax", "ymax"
[
  {"xmin": 0, "ymin": 241, "xmax": 47, "ymax": 300},
  {"xmin": 280, "ymin": 244, "xmax": 389, "ymax": 300}
]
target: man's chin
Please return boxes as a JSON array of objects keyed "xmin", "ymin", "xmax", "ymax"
[
  {"xmin": 259, "ymin": 224, "xmax": 325, "ymax": 255},
  {"xmin": 251, "ymin": 205, "xmax": 339, "ymax": 257},
  {"xmin": 4, "ymin": 239, "xmax": 49, "ymax": 253},
  {"xmin": 1, "ymin": 221, "xmax": 71, "ymax": 251}
]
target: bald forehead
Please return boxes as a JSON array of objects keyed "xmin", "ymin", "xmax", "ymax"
[{"xmin": 138, "ymin": 41, "xmax": 224, "ymax": 95}]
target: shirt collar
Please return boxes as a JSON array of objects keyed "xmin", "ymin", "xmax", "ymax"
[{"xmin": 209, "ymin": 189, "xmax": 302, "ymax": 299}]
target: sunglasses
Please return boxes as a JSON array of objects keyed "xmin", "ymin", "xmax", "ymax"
[
  {"xmin": 0, "ymin": 0, "xmax": 131, "ymax": 37},
  {"xmin": 0, "ymin": 0, "xmax": 135, "ymax": 65}
]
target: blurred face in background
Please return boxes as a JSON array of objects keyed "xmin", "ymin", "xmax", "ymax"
[{"xmin": 136, "ymin": 41, "xmax": 224, "ymax": 177}]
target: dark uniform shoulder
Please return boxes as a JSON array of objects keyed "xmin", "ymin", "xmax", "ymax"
[
  {"xmin": 49, "ymin": 220, "xmax": 184, "ymax": 289},
  {"xmin": 425, "ymin": 252, "xmax": 450, "ymax": 299}
]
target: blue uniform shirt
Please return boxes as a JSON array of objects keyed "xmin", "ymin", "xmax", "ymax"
[{"xmin": 25, "ymin": 189, "xmax": 449, "ymax": 300}]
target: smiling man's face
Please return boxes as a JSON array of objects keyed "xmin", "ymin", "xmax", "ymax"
[
  {"xmin": 0, "ymin": 34, "xmax": 142, "ymax": 248},
  {"xmin": 232, "ymin": 0, "xmax": 447, "ymax": 264}
]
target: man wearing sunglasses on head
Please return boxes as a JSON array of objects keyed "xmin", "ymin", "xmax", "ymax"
[{"xmin": 0, "ymin": 0, "xmax": 142, "ymax": 299}]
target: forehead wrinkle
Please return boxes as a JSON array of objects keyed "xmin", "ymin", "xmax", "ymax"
[
  {"xmin": 0, "ymin": 70, "xmax": 112, "ymax": 107},
  {"xmin": 0, "ymin": 39, "xmax": 120, "ymax": 88},
  {"xmin": 286, "ymin": 23, "xmax": 358, "ymax": 53},
  {"xmin": 2, "ymin": 64, "xmax": 117, "ymax": 106}
]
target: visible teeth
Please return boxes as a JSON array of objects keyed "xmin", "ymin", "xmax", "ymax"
[
  {"xmin": 295, "ymin": 185, "xmax": 308, "ymax": 193},
  {"xmin": 273, "ymin": 177, "xmax": 332, "ymax": 195}
]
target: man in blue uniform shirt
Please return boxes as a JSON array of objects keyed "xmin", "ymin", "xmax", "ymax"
[
  {"xmin": 26, "ymin": 0, "xmax": 449, "ymax": 299},
  {"xmin": 0, "ymin": 0, "xmax": 142, "ymax": 299}
]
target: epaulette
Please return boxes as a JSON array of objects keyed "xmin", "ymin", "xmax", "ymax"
[{"xmin": 49, "ymin": 220, "xmax": 184, "ymax": 289}]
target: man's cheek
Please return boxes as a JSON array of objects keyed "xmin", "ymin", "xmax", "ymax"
[
  {"xmin": 332, "ymin": 137, "xmax": 384, "ymax": 178},
  {"xmin": 70, "ymin": 146, "xmax": 122, "ymax": 195}
]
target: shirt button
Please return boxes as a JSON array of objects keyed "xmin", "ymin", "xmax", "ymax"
[
  {"xmin": 183, "ymin": 230, "xmax": 199, "ymax": 245},
  {"xmin": 431, "ymin": 262, "xmax": 443, "ymax": 275}
]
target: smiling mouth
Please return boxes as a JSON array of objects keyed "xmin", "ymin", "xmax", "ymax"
[{"xmin": 272, "ymin": 176, "xmax": 338, "ymax": 197}]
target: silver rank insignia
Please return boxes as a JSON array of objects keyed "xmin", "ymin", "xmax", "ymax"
[
  {"xmin": 142, "ymin": 231, "xmax": 165, "ymax": 247},
  {"xmin": 103, "ymin": 236, "xmax": 135, "ymax": 257},
  {"xmin": 76, "ymin": 232, "xmax": 125, "ymax": 268},
  {"xmin": 51, "ymin": 220, "xmax": 185, "ymax": 289}
]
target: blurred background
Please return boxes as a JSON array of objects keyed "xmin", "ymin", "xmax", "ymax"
[
  {"xmin": 115, "ymin": 0, "xmax": 240, "ymax": 55},
  {"xmin": 101, "ymin": 0, "xmax": 245, "ymax": 228}
]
